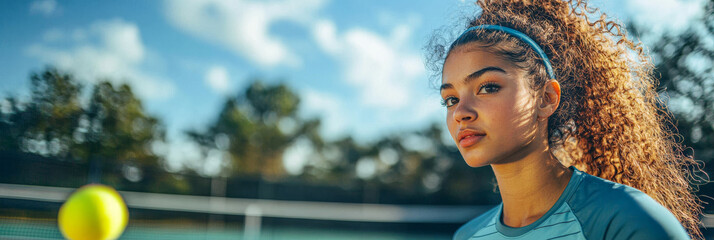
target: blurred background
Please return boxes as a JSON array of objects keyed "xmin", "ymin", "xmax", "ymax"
[{"xmin": 0, "ymin": 0, "xmax": 712, "ymax": 239}]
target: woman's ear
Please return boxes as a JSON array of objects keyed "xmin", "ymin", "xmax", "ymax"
[{"xmin": 537, "ymin": 80, "xmax": 561, "ymax": 120}]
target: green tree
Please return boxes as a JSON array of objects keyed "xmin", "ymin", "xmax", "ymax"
[
  {"xmin": 188, "ymin": 80, "xmax": 319, "ymax": 179},
  {"xmin": 636, "ymin": 0, "xmax": 714, "ymax": 210},
  {"xmin": 0, "ymin": 68, "xmax": 84, "ymax": 158},
  {"xmin": 378, "ymin": 124, "xmax": 498, "ymax": 204},
  {"xmin": 0, "ymin": 97, "xmax": 34, "ymax": 152},
  {"xmin": 75, "ymin": 81, "xmax": 169, "ymax": 189},
  {"xmin": 649, "ymin": 1, "xmax": 714, "ymax": 162},
  {"xmin": 0, "ymin": 67, "xmax": 187, "ymax": 192}
]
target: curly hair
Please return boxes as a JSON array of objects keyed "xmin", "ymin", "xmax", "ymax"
[{"xmin": 426, "ymin": 0, "xmax": 704, "ymax": 238}]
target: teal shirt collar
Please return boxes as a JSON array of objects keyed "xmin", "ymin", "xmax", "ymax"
[{"xmin": 495, "ymin": 167, "xmax": 584, "ymax": 237}]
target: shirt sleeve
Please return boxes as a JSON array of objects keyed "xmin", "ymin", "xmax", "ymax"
[
  {"xmin": 569, "ymin": 173, "xmax": 691, "ymax": 240},
  {"xmin": 603, "ymin": 189, "xmax": 690, "ymax": 240}
]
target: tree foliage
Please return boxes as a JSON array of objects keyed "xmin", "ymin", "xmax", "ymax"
[
  {"xmin": 648, "ymin": 0, "xmax": 714, "ymax": 164},
  {"xmin": 0, "ymin": 68, "xmax": 83, "ymax": 157},
  {"xmin": 187, "ymin": 81, "xmax": 318, "ymax": 179},
  {"xmin": 625, "ymin": 0, "xmax": 714, "ymax": 211},
  {"xmin": 0, "ymin": 67, "xmax": 184, "ymax": 192}
]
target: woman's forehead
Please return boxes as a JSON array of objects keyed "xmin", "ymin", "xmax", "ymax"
[{"xmin": 442, "ymin": 46, "xmax": 516, "ymax": 82}]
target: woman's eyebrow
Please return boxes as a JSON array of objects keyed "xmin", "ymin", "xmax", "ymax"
[{"xmin": 440, "ymin": 66, "xmax": 506, "ymax": 91}]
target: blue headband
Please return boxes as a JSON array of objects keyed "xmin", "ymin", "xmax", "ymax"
[{"xmin": 453, "ymin": 25, "xmax": 556, "ymax": 80}]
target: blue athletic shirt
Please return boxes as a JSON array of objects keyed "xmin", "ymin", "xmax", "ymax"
[{"xmin": 453, "ymin": 167, "xmax": 690, "ymax": 240}]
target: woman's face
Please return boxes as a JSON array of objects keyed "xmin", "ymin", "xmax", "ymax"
[{"xmin": 441, "ymin": 44, "xmax": 542, "ymax": 167}]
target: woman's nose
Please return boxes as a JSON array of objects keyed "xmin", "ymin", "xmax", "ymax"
[{"xmin": 453, "ymin": 101, "xmax": 477, "ymax": 123}]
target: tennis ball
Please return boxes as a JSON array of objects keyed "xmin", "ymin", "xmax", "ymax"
[{"xmin": 58, "ymin": 184, "xmax": 129, "ymax": 240}]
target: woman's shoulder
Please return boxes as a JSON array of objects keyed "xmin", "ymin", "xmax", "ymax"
[
  {"xmin": 570, "ymin": 171, "xmax": 659, "ymax": 211},
  {"xmin": 453, "ymin": 204, "xmax": 501, "ymax": 240},
  {"xmin": 567, "ymin": 169, "xmax": 690, "ymax": 239}
]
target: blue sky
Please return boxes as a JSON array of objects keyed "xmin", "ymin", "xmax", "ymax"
[{"xmin": 0, "ymin": 0, "xmax": 706, "ymax": 174}]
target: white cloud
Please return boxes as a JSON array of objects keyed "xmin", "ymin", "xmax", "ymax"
[
  {"xmin": 412, "ymin": 94, "xmax": 446, "ymax": 123},
  {"xmin": 299, "ymin": 88, "xmax": 349, "ymax": 139},
  {"xmin": 30, "ymin": 0, "xmax": 58, "ymax": 16},
  {"xmin": 71, "ymin": 29, "xmax": 88, "ymax": 42},
  {"xmin": 26, "ymin": 19, "xmax": 176, "ymax": 100},
  {"xmin": 626, "ymin": 0, "xmax": 706, "ymax": 34},
  {"xmin": 42, "ymin": 28, "xmax": 64, "ymax": 42},
  {"xmin": 313, "ymin": 20, "xmax": 341, "ymax": 55},
  {"xmin": 164, "ymin": 0, "xmax": 325, "ymax": 67},
  {"xmin": 311, "ymin": 19, "xmax": 426, "ymax": 110},
  {"xmin": 298, "ymin": 87, "xmax": 443, "ymax": 143},
  {"xmin": 204, "ymin": 65, "xmax": 232, "ymax": 95},
  {"xmin": 305, "ymin": 17, "xmax": 449, "ymax": 141}
]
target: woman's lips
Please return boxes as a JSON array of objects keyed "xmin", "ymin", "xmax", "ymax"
[
  {"xmin": 457, "ymin": 129, "xmax": 486, "ymax": 148},
  {"xmin": 459, "ymin": 134, "xmax": 484, "ymax": 148}
]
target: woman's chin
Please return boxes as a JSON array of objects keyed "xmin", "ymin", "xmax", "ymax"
[
  {"xmin": 463, "ymin": 157, "xmax": 490, "ymax": 168},
  {"xmin": 459, "ymin": 149, "xmax": 490, "ymax": 167}
]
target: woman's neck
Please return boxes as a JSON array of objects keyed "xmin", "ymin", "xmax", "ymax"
[{"xmin": 490, "ymin": 144, "xmax": 572, "ymax": 228}]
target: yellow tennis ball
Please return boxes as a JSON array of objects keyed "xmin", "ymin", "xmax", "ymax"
[{"xmin": 58, "ymin": 184, "xmax": 129, "ymax": 240}]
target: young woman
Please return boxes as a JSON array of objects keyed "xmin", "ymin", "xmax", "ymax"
[{"xmin": 428, "ymin": 0, "xmax": 703, "ymax": 239}]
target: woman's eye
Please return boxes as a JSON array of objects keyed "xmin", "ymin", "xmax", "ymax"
[
  {"xmin": 441, "ymin": 96, "xmax": 459, "ymax": 108},
  {"xmin": 478, "ymin": 83, "xmax": 501, "ymax": 94}
]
